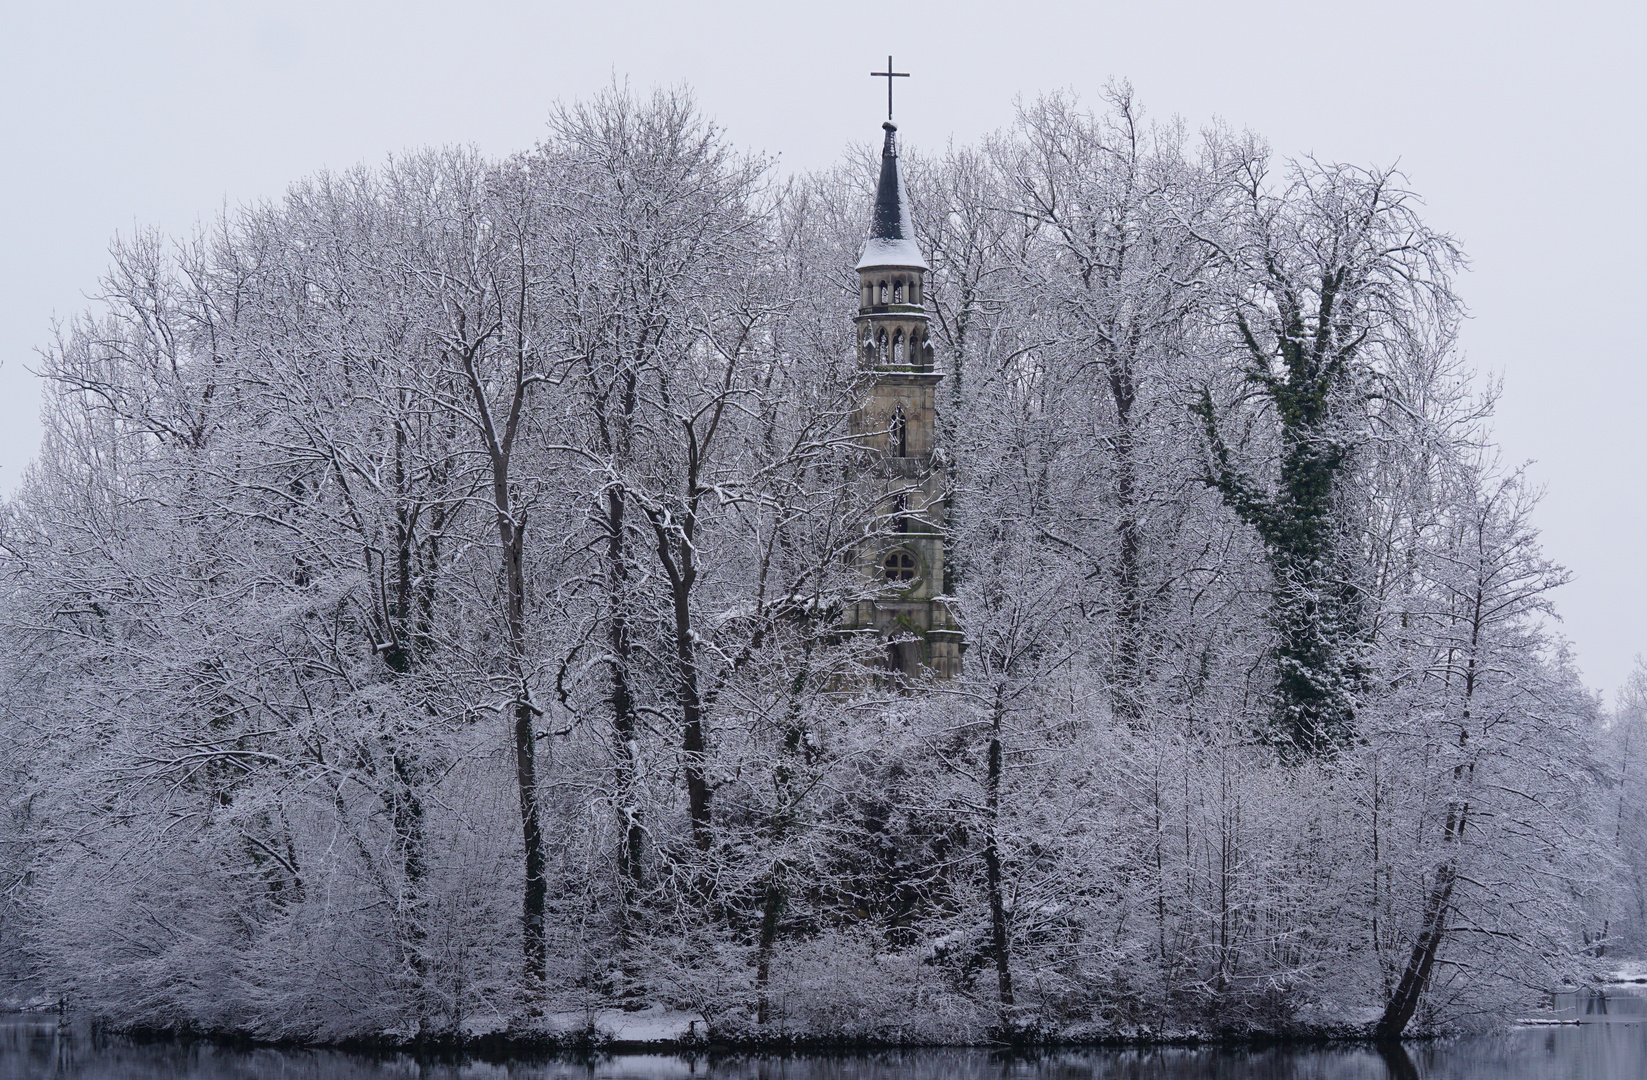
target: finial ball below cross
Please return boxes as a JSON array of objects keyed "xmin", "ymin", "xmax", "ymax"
[{"xmin": 870, "ymin": 56, "xmax": 909, "ymax": 122}]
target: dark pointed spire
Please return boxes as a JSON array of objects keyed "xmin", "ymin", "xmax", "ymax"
[{"xmin": 857, "ymin": 122, "xmax": 928, "ymax": 271}]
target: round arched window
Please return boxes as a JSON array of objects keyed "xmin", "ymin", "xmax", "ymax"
[{"xmin": 883, "ymin": 549, "xmax": 917, "ymax": 583}]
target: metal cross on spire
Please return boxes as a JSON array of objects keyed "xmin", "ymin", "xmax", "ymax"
[{"xmin": 870, "ymin": 56, "xmax": 909, "ymax": 122}]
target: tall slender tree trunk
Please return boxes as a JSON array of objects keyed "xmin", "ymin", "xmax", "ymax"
[
  {"xmin": 1376, "ymin": 856, "xmax": 1457, "ymax": 1040},
  {"xmin": 456, "ymin": 325, "xmax": 546, "ymax": 995},
  {"xmin": 983, "ymin": 687, "xmax": 1015, "ymax": 1012},
  {"xmin": 1377, "ymin": 649, "xmax": 1479, "ymax": 1039},
  {"xmin": 499, "ymin": 509, "xmax": 547, "ymax": 990},
  {"xmin": 648, "ymin": 408, "xmax": 732, "ymax": 855},
  {"xmin": 1108, "ymin": 362, "xmax": 1144, "ymax": 727},
  {"xmin": 648, "ymin": 507, "xmax": 712, "ymax": 851},
  {"xmin": 391, "ymin": 752, "xmax": 429, "ymax": 1010},
  {"xmin": 1152, "ymin": 766, "xmax": 1169, "ymax": 977},
  {"xmin": 1378, "ymin": 767, "xmax": 1469, "ymax": 1039},
  {"xmin": 669, "ymin": 571, "xmax": 712, "ymax": 849},
  {"xmin": 604, "ymin": 486, "xmax": 645, "ymax": 886},
  {"xmin": 756, "ymin": 654, "xmax": 813, "ymax": 1026},
  {"xmin": 754, "ymin": 875, "xmax": 785, "ymax": 1025}
]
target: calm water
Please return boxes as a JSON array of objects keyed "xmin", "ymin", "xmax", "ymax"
[{"xmin": 5, "ymin": 1014, "xmax": 1647, "ymax": 1080}]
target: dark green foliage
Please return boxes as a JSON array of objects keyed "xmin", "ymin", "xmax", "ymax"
[
  {"xmin": 1193, "ymin": 163, "xmax": 1457, "ymax": 757},
  {"xmin": 1194, "ymin": 341, "xmax": 1365, "ymax": 757}
]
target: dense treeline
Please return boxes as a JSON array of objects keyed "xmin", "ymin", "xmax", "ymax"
[{"xmin": 0, "ymin": 84, "xmax": 1636, "ymax": 1044}]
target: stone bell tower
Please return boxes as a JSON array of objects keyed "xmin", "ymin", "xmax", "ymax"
[{"xmin": 845, "ymin": 119, "xmax": 962, "ymax": 679}]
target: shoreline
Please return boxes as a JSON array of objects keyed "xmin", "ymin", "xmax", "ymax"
[{"xmin": 2, "ymin": 1009, "xmax": 1489, "ymax": 1058}]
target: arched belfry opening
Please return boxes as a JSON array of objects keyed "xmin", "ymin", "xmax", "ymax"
[{"xmin": 845, "ymin": 106, "xmax": 962, "ymax": 681}]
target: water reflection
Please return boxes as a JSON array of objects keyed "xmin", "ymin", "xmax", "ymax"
[
  {"xmin": 1552, "ymin": 984, "xmax": 1647, "ymax": 1021},
  {"xmin": 4, "ymin": 1015, "xmax": 1647, "ymax": 1079},
  {"xmin": 1377, "ymin": 1043, "xmax": 1419, "ymax": 1080}
]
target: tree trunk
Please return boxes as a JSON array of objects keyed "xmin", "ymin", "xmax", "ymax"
[
  {"xmin": 457, "ymin": 327, "xmax": 546, "ymax": 996},
  {"xmin": 650, "ymin": 484, "xmax": 713, "ymax": 853},
  {"xmin": 604, "ymin": 486, "xmax": 645, "ymax": 885},
  {"xmin": 984, "ymin": 688, "xmax": 1015, "ymax": 1011},
  {"xmin": 671, "ymin": 573, "xmax": 712, "ymax": 850},
  {"xmin": 1109, "ymin": 375, "xmax": 1144, "ymax": 727},
  {"xmin": 754, "ymin": 876, "xmax": 784, "ymax": 1026},
  {"xmin": 501, "ymin": 513, "xmax": 547, "ymax": 990},
  {"xmin": 1380, "ymin": 618, "xmax": 1481, "ymax": 1038},
  {"xmin": 757, "ymin": 657, "xmax": 813, "ymax": 1026},
  {"xmin": 1375, "ymin": 857, "xmax": 1457, "ymax": 1040},
  {"xmin": 391, "ymin": 752, "xmax": 429, "ymax": 1009}
]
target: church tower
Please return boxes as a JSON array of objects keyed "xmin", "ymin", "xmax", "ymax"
[{"xmin": 846, "ymin": 119, "xmax": 962, "ymax": 679}]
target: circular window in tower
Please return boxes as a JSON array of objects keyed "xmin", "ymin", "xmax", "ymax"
[{"xmin": 883, "ymin": 548, "xmax": 918, "ymax": 584}]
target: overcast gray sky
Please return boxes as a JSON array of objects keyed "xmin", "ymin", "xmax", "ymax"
[{"xmin": 3, "ymin": 0, "xmax": 1643, "ymax": 696}]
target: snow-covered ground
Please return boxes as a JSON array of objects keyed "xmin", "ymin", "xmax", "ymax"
[
  {"xmin": 1609, "ymin": 960, "xmax": 1647, "ymax": 984},
  {"xmin": 457, "ymin": 1004, "xmax": 706, "ymax": 1045}
]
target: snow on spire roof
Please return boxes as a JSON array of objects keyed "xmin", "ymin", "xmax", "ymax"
[{"xmin": 856, "ymin": 122, "xmax": 929, "ymax": 272}]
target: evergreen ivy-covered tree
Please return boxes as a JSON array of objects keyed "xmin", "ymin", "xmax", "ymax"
[{"xmin": 1195, "ymin": 158, "xmax": 1461, "ymax": 756}]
